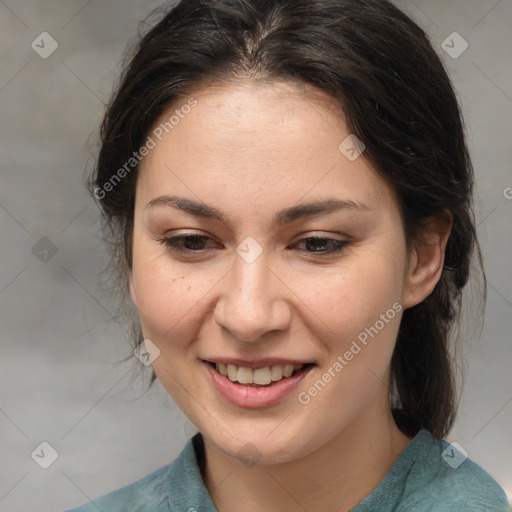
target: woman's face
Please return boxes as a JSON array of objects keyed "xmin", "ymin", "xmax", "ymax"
[{"xmin": 129, "ymin": 81, "xmax": 418, "ymax": 464}]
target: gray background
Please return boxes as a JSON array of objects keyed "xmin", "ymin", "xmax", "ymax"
[{"xmin": 0, "ymin": 1, "xmax": 511, "ymax": 510}]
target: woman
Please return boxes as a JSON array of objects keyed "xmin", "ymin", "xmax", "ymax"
[{"xmin": 65, "ymin": 0, "xmax": 509, "ymax": 510}]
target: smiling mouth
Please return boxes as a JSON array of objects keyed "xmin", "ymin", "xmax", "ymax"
[{"xmin": 206, "ymin": 361, "xmax": 315, "ymax": 387}]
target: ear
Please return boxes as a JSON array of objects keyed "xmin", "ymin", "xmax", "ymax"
[
  {"xmin": 402, "ymin": 211, "xmax": 453, "ymax": 310},
  {"xmin": 128, "ymin": 269, "xmax": 138, "ymax": 308}
]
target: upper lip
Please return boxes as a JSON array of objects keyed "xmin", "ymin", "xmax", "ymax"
[{"xmin": 203, "ymin": 357, "xmax": 314, "ymax": 369}]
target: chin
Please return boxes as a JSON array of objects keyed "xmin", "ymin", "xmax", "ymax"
[{"xmin": 201, "ymin": 421, "xmax": 324, "ymax": 468}]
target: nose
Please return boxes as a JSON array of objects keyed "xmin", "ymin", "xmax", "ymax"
[{"xmin": 213, "ymin": 250, "xmax": 291, "ymax": 343}]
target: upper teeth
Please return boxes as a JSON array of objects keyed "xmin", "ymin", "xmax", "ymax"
[{"xmin": 215, "ymin": 363, "xmax": 304, "ymax": 385}]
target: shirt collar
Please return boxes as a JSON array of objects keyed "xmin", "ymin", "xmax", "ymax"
[
  {"xmin": 165, "ymin": 429, "xmax": 433, "ymax": 512},
  {"xmin": 166, "ymin": 432, "xmax": 218, "ymax": 511},
  {"xmin": 350, "ymin": 429, "xmax": 435, "ymax": 510}
]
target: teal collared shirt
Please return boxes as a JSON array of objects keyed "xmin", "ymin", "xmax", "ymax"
[{"xmin": 64, "ymin": 429, "xmax": 510, "ymax": 511}]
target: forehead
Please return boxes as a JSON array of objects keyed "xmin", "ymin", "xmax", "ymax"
[{"xmin": 137, "ymin": 80, "xmax": 396, "ymax": 217}]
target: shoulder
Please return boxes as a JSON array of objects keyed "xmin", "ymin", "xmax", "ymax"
[
  {"xmin": 62, "ymin": 463, "xmax": 171, "ymax": 512},
  {"xmin": 62, "ymin": 434, "xmax": 211, "ymax": 512},
  {"xmin": 398, "ymin": 432, "xmax": 510, "ymax": 512}
]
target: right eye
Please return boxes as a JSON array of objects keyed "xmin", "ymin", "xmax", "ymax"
[{"xmin": 158, "ymin": 234, "xmax": 217, "ymax": 254}]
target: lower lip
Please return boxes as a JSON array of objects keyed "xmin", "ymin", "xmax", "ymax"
[{"xmin": 203, "ymin": 361, "xmax": 314, "ymax": 408}]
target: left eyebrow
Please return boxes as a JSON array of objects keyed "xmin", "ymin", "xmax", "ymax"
[
  {"xmin": 275, "ymin": 198, "xmax": 371, "ymax": 225},
  {"xmin": 144, "ymin": 195, "xmax": 372, "ymax": 228}
]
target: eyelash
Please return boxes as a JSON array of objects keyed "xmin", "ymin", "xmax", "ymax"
[{"xmin": 158, "ymin": 233, "xmax": 349, "ymax": 257}]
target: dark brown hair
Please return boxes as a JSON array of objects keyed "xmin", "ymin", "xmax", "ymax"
[{"xmin": 88, "ymin": 0, "xmax": 485, "ymax": 439}]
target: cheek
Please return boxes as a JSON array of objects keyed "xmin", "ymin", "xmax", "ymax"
[
  {"xmin": 310, "ymin": 256, "xmax": 404, "ymax": 356},
  {"xmin": 131, "ymin": 251, "xmax": 213, "ymax": 343}
]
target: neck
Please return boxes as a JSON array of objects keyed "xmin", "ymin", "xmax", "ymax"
[{"xmin": 201, "ymin": 397, "xmax": 413, "ymax": 512}]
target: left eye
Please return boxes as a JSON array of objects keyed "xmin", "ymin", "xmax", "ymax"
[
  {"xmin": 158, "ymin": 234, "xmax": 348, "ymax": 256},
  {"xmin": 294, "ymin": 236, "xmax": 348, "ymax": 254}
]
